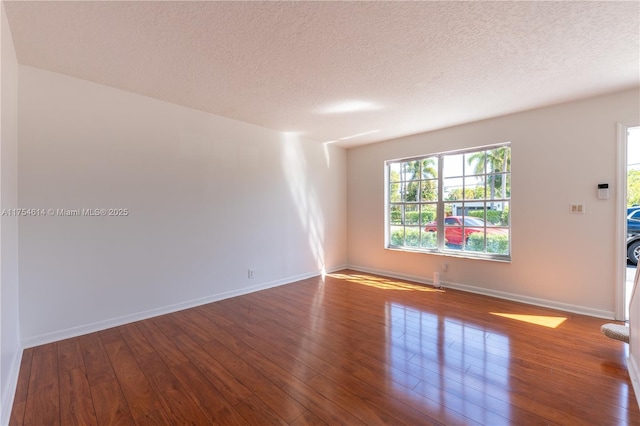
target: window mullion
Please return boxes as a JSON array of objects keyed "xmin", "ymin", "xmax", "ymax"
[{"xmin": 437, "ymin": 155, "xmax": 445, "ymax": 251}]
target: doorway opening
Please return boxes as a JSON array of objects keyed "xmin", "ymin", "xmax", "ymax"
[{"xmin": 625, "ymin": 126, "xmax": 640, "ymax": 320}]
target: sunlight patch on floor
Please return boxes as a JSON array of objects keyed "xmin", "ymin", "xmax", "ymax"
[
  {"xmin": 330, "ymin": 272, "xmax": 442, "ymax": 292},
  {"xmin": 490, "ymin": 312, "xmax": 567, "ymax": 328}
]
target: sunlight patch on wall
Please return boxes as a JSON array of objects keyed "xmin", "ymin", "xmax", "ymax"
[
  {"xmin": 323, "ymin": 142, "xmax": 331, "ymax": 169},
  {"xmin": 490, "ymin": 312, "xmax": 567, "ymax": 328},
  {"xmin": 282, "ymin": 132, "xmax": 326, "ymax": 272}
]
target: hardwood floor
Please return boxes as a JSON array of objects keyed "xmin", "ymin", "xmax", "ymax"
[{"xmin": 10, "ymin": 270, "xmax": 639, "ymax": 425}]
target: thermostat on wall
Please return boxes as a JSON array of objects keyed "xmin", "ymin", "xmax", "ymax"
[{"xmin": 598, "ymin": 183, "xmax": 609, "ymax": 200}]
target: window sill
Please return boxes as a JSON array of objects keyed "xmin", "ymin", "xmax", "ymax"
[{"xmin": 385, "ymin": 246, "xmax": 511, "ymax": 263}]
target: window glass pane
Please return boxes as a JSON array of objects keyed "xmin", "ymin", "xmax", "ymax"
[
  {"xmin": 446, "ymin": 238, "xmax": 464, "ymax": 251},
  {"xmin": 463, "ymin": 176, "xmax": 484, "ymax": 200},
  {"xmin": 420, "ymin": 204, "xmax": 437, "ymax": 225},
  {"xmin": 421, "ymin": 228, "xmax": 437, "ymax": 248},
  {"xmin": 462, "ymin": 216, "xmax": 487, "ymax": 227},
  {"xmin": 498, "ymin": 201, "xmax": 510, "ymax": 226},
  {"xmin": 443, "ymin": 153, "xmax": 464, "ymax": 178},
  {"xmin": 389, "ymin": 225, "xmax": 404, "ymax": 246},
  {"xmin": 420, "ymin": 180, "xmax": 438, "ymax": 202},
  {"xmin": 488, "ymin": 146, "xmax": 511, "ymax": 172},
  {"xmin": 444, "ymin": 216, "xmax": 461, "ymax": 226},
  {"xmin": 405, "ymin": 205, "xmax": 419, "ymax": 225},
  {"xmin": 442, "ymin": 214, "xmax": 462, "ymax": 249},
  {"xmin": 405, "ymin": 181, "xmax": 419, "ymax": 202},
  {"xmin": 486, "ymin": 173, "xmax": 503, "ymax": 200},
  {"xmin": 486, "ymin": 227, "xmax": 509, "ymax": 254},
  {"xmin": 389, "ymin": 163, "xmax": 402, "ymax": 182},
  {"xmin": 404, "ymin": 226, "xmax": 421, "ymax": 247},
  {"xmin": 465, "ymin": 151, "xmax": 488, "ymax": 175},
  {"xmin": 443, "ymin": 177, "xmax": 463, "ymax": 201},
  {"xmin": 403, "ymin": 161, "xmax": 421, "ymax": 182},
  {"xmin": 465, "ymin": 230, "xmax": 486, "ymax": 252},
  {"xmin": 468, "ymin": 207, "xmax": 486, "ymax": 223},
  {"xmin": 390, "ymin": 204, "xmax": 403, "ymax": 225},
  {"xmin": 424, "ymin": 215, "xmax": 438, "ymax": 231},
  {"xmin": 498, "ymin": 173, "xmax": 511, "ymax": 198},
  {"xmin": 483, "ymin": 208, "xmax": 501, "ymax": 226},
  {"xmin": 443, "ymin": 202, "xmax": 456, "ymax": 218},
  {"xmin": 486, "ymin": 172, "xmax": 510, "ymax": 199},
  {"xmin": 485, "ymin": 201, "xmax": 505, "ymax": 220},
  {"xmin": 389, "ymin": 181, "xmax": 402, "ymax": 202},
  {"xmin": 420, "ymin": 158, "xmax": 438, "ymax": 179}
]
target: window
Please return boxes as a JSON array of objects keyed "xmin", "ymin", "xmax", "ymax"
[{"xmin": 386, "ymin": 143, "xmax": 511, "ymax": 260}]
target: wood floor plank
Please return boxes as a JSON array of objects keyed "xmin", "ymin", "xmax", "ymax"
[
  {"xmin": 289, "ymin": 410, "xmax": 329, "ymax": 426},
  {"xmin": 304, "ymin": 373, "xmax": 415, "ymax": 425},
  {"xmin": 167, "ymin": 360, "xmax": 248, "ymax": 425},
  {"xmin": 102, "ymin": 336, "xmax": 161, "ymax": 420},
  {"xmin": 118, "ymin": 322, "xmax": 155, "ymax": 358},
  {"xmin": 79, "ymin": 333, "xmax": 116, "ymax": 387},
  {"xmin": 59, "ymin": 368, "xmax": 97, "ymax": 426},
  {"xmin": 150, "ymin": 314, "xmax": 184, "ymax": 339},
  {"xmin": 8, "ymin": 400, "xmax": 26, "ymax": 426},
  {"xmin": 171, "ymin": 310, "xmax": 216, "ymax": 344},
  {"xmin": 57, "ymin": 338, "xmax": 84, "ymax": 373},
  {"xmin": 236, "ymin": 350, "xmax": 370, "ymax": 426},
  {"xmin": 90, "ymin": 379, "xmax": 135, "ymax": 425},
  {"xmin": 232, "ymin": 395, "xmax": 288, "ymax": 426},
  {"xmin": 26, "ymin": 346, "xmax": 57, "ymax": 395},
  {"xmin": 236, "ymin": 335, "xmax": 321, "ymax": 383},
  {"xmin": 135, "ymin": 320, "xmax": 189, "ymax": 366},
  {"xmin": 23, "ymin": 390, "xmax": 60, "ymax": 426},
  {"xmin": 97, "ymin": 327, "xmax": 124, "ymax": 346},
  {"xmin": 9, "ymin": 348, "xmax": 33, "ymax": 426},
  {"xmin": 133, "ymin": 409, "xmax": 173, "ymax": 426},
  {"xmin": 23, "ymin": 347, "xmax": 59, "ymax": 426},
  {"xmin": 10, "ymin": 269, "xmax": 640, "ymax": 425},
  {"xmin": 135, "ymin": 352, "xmax": 212, "ymax": 425},
  {"xmin": 204, "ymin": 340, "xmax": 307, "ymax": 423},
  {"xmin": 253, "ymin": 338, "xmax": 446, "ymax": 426},
  {"xmin": 184, "ymin": 307, "xmax": 254, "ymax": 354},
  {"xmin": 193, "ymin": 307, "xmax": 258, "ymax": 354},
  {"xmin": 170, "ymin": 332, "xmax": 253, "ymax": 405}
]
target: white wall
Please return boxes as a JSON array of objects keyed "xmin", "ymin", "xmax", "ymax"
[
  {"xmin": 0, "ymin": 2, "xmax": 20, "ymax": 423},
  {"xmin": 18, "ymin": 65, "xmax": 347, "ymax": 346},
  {"xmin": 348, "ymin": 89, "xmax": 640, "ymax": 318}
]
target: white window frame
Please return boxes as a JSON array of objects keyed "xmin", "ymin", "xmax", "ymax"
[{"xmin": 385, "ymin": 143, "xmax": 511, "ymax": 261}]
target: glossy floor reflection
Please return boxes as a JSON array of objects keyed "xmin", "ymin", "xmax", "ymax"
[
  {"xmin": 11, "ymin": 270, "xmax": 639, "ymax": 425},
  {"xmin": 388, "ymin": 302, "xmax": 513, "ymax": 424},
  {"xmin": 329, "ymin": 271, "xmax": 638, "ymax": 425}
]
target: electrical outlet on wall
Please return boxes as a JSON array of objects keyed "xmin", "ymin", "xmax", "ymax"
[
  {"xmin": 570, "ymin": 203, "xmax": 585, "ymax": 214},
  {"xmin": 248, "ymin": 269, "xmax": 255, "ymax": 279}
]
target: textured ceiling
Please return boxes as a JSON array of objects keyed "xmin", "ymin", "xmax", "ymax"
[{"xmin": 3, "ymin": 1, "xmax": 639, "ymax": 148}]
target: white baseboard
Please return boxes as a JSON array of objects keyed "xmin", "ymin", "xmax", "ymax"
[
  {"xmin": 22, "ymin": 266, "xmax": 346, "ymax": 349},
  {"xmin": 1, "ymin": 347, "xmax": 23, "ymax": 426},
  {"xmin": 347, "ymin": 264, "xmax": 615, "ymax": 320}
]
